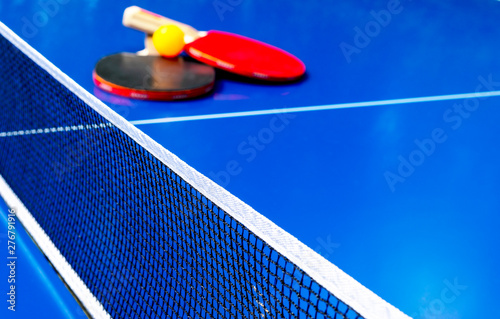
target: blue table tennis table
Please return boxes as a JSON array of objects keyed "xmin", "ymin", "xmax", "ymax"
[{"xmin": 1, "ymin": 0, "xmax": 500, "ymax": 318}]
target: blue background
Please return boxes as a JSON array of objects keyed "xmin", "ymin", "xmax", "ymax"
[{"xmin": 1, "ymin": 0, "xmax": 500, "ymax": 318}]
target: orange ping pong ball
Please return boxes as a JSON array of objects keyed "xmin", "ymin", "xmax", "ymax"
[{"xmin": 152, "ymin": 24, "xmax": 185, "ymax": 58}]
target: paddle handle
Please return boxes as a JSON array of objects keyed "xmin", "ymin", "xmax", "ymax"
[{"xmin": 123, "ymin": 6, "xmax": 199, "ymax": 42}]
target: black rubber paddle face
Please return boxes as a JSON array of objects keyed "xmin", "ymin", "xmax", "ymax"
[{"xmin": 93, "ymin": 53, "xmax": 216, "ymax": 100}]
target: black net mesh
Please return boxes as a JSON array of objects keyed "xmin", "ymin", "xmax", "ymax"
[{"xmin": 0, "ymin": 33, "xmax": 363, "ymax": 319}]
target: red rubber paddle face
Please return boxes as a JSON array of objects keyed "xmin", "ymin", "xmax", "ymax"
[
  {"xmin": 184, "ymin": 31, "xmax": 306, "ymax": 81},
  {"xmin": 93, "ymin": 53, "xmax": 215, "ymax": 101}
]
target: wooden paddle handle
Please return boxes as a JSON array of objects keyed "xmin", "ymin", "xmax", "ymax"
[{"xmin": 123, "ymin": 6, "xmax": 199, "ymax": 41}]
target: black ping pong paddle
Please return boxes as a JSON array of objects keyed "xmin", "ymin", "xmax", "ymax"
[{"xmin": 93, "ymin": 53, "xmax": 215, "ymax": 101}]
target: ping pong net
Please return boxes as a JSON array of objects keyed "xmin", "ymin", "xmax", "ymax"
[{"xmin": 0, "ymin": 22, "xmax": 409, "ymax": 319}]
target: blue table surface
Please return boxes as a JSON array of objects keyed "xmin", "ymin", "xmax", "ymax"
[
  {"xmin": 1, "ymin": 0, "xmax": 500, "ymax": 318},
  {"xmin": 0, "ymin": 196, "xmax": 87, "ymax": 318}
]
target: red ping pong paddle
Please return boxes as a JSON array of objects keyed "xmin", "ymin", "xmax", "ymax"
[{"xmin": 123, "ymin": 6, "xmax": 306, "ymax": 82}]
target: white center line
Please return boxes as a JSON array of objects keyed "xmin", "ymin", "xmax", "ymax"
[
  {"xmin": 2, "ymin": 90, "xmax": 499, "ymax": 136},
  {"xmin": 0, "ymin": 123, "xmax": 112, "ymax": 137},
  {"xmin": 129, "ymin": 90, "xmax": 500, "ymax": 126}
]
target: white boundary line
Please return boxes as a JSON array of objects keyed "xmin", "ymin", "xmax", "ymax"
[
  {"xmin": 0, "ymin": 22, "xmax": 410, "ymax": 319},
  {"xmin": 0, "ymin": 176, "xmax": 108, "ymax": 318},
  {"xmin": 130, "ymin": 90, "xmax": 500, "ymax": 125},
  {"xmin": 0, "ymin": 191, "xmax": 77, "ymax": 317}
]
